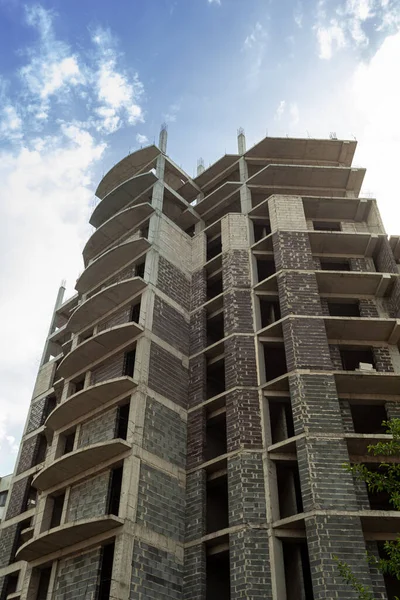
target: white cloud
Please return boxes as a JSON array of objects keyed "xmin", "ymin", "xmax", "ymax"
[
  {"xmin": 20, "ymin": 5, "xmax": 85, "ymax": 118},
  {"xmin": 349, "ymin": 31, "xmax": 400, "ymax": 232},
  {"xmin": 275, "ymin": 100, "xmax": 286, "ymax": 120},
  {"xmin": 208, "ymin": 0, "xmax": 221, "ymax": 4},
  {"xmin": 315, "ymin": 0, "xmax": 400, "ymax": 59},
  {"xmin": 244, "ymin": 22, "xmax": 267, "ymax": 49},
  {"xmin": 92, "ymin": 28, "xmax": 144, "ymax": 133},
  {"xmin": 0, "ymin": 106, "xmax": 22, "ymax": 141},
  {"xmin": 274, "ymin": 100, "xmax": 300, "ymax": 126},
  {"xmin": 294, "ymin": 2, "xmax": 303, "ymax": 27},
  {"xmin": 163, "ymin": 101, "xmax": 181, "ymax": 123},
  {"xmin": 136, "ymin": 133, "xmax": 148, "ymax": 144},
  {"xmin": 316, "ymin": 19, "xmax": 346, "ymax": 59},
  {"xmin": 0, "ymin": 124, "xmax": 105, "ymax": 472}
]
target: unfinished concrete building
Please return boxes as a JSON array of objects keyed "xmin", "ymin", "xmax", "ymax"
[{"xmin": 1, "ymin": 127, "xmax": 400, "ymax": 600}]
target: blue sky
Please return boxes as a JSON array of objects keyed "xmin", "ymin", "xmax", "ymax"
[{"xmin": 0, "ymin": 0, "xmax": 400, "ymax": 472}]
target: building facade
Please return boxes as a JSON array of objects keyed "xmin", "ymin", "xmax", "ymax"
[
  {"xmin": 1, "ymin": 128, "xmax": 400, "ymax": 599},
  {"xmin": 0, "ymin": 477, "xmax": 12, "ymax": 523}
]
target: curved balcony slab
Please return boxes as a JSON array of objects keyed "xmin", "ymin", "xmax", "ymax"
[
  {"xmin": 32, "ymin": 439, "xmax": 130, "ymax": 490},
  {"xmin": 83, "ymin": 203, "xmax": 155, "ymax": 265},
  {"xmin": 76, "ymin": 238, "xmax": 150, "ymax": 295},
  {"xmin": 334, "ymin": 371, "xmax": 400, "ymax": 396},
  {"xmin": 58, "ymin": 321, "xmax": 142, "ymax": 379},
  {"xmin": 68, "ymin": 278, "xmax": 146, "ymax": 333},
  {"xmin": 95, "ymin": 145, "xmax": 159, "ymax": 200},
  {"xmin": 45, "ymin": 377, "xmax": 136, "ymax": 431},
  {"xmin": 247, "ymin": 164, "xmax": 365, "ymax": 197},
  {"xmin": 91, "ymin": 170, "xmax": 157, "ymax": 228},
  {"xmin": 16, "ymin": 515, "xmax": 123, "ymax": 561}
]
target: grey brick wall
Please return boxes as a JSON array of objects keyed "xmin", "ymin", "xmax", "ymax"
[
  {"xmin": 91, "ymin": 351, "xmax": 125, "ymax": 385},
  {"xmin": 0, "ymin": 524, "xmax": 18, "ymax": 568},
  {"xmin": 185, "ymin": 470, "xmax": 205, "ymax": 543},
  {"xmin": 189, "ymin": 307, "xmax": 207, "ymax": 355},
  {"xmin": 183, "ymin": 544, "xmax": 206, "ymax": 600},
  {"xmin": 191, "ymin": 269, "xmax": 206, "ymax": 312},
  {"xmin": 67, "ymin": 472, "xmax": 110, "ymax": 522},
  {"xmin": 152, "ymin": 296, "xmax": 189, "ymax": 354},
  {"xmin": 224, "ymin": 335, "xmax": 258, "ymax": 389},
  {"xmin": 366, "ymin": 542, "xmax": 387, "ymax": 599},
  {"xmin": 97, "ymin": 304, "xmax": 130, "ymax": 332},
  {"xmin": 5, "ymin": 476, "xmax": 30, "ymax": 520},
  {"xmin": 222, "ymin": 250, "xmax": 251, "ymax": 290},
  {"xmin": 53, "ymin": 547, "xmax": 101, "ymax": 600},
  {"xmin": 188, "ymin": 355, "xmax": 206, "ymax": 409},
  {"xmin": 130, "ymin": 541, "xmax": 183, "ymax": 599},
  {"xmin": 224, "ymin": 289, "xmax": 253, "ymax": 335},
  {"xmin": 226, "ymin": 389, "xmax": 263, "ymax": 452},
  {"xmin": 230, "ymin": 529, "xmax": 272, "ymax": 600},
  {"xmin": 148, "ymin": 343, "xmax": 188, "ymax": 408},
  {"xmin": 272, "ymin": 231, "xmax": 314, "ymax": 271},
  {"xmin": 228, "ymin": 453, "xmax": 266, "ymax": 526},
  {"xmin": 26, "ymin": 396, "xmax": 47, "ymax": 434},
  {"xmin": 158, "ymin": 256, "xmax": 190, "ymax": 311},
  {"xmin": 306, "ymin": 515, "xmax": 373, "ymax": 599},
  {"xmin": 277, "ymin": 271, "xmax": 323, "ymax": 317},
  {"xmin": 283, "ymin": 317, "xmax": 332, "ymax": 371},
  {"xmin": 136, "ymin": 464, "xmax": 185, "ymax": 542},
  {"xmin": 78, "ymin": 408, "xmax": 117, "ymax": 448},
  {"xmin": 143, "ymin": 397, "xmax": 186, "ymax": 467},
  {"xmin": 16, "ymin": 434, "xmax": 42, "ymax": 475}
]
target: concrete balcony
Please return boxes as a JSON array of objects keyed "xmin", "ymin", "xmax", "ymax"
[
  {"xmin": 45, "ymin": 377, "xmax": 136, "ymax": 431},
  {"xmin": 75, "ymin": 238, "xmax": 150, "ymax": 294},
  {"xmin": 194, "ymin": 182, "xmax": 241, "ymax": 220},
  {"xmin": 345, "ymin": 434, "xmax": 393, "ymax": 462},
  {"xmin": 249, "ymin": 195, "xmax": 371, "ymax": 222},
  {"xmin": 58, "ymin": 321, "xmax": 142, "ymax": 379},
  {"xmin": 254, "ymin": 270, "xmax": 395, "ymax": 298},
  {"xmin": 32, "ymin": 439, "xmax": 130, "ymax": 490},
  {"xmin": 258, "ymin": 316, "xmax": 400, "ymax": 344},
  {"xmin": 245, "ymin": 137, "xmax": 356, "ymax": 168},
  {"xmin": 68, "ymin": 277, "xmax": 146, "ymax": 333},
  {"xmin": 16, "ymin": 515, "xmax": 123, "ymax": 561},
  {"xmin": 91, "ymin": 170, "xmax": 157, "ymax": 228},
  {"xmin": 334, "ymin": 371, "xmax": 400, "ymax": 396},
  {"xmin": 83, "ymin": 203, "xmax": 154, "ymax": 265},
  {"xmin": 192, "ymin": 154, "xmax": 239, "ymax": 195},
  {"xmin": 309, "ymin": 230, "xmax": 379, "ymax": 256},
  {"xmin": 247, "ymin": 164, "xmax": 365, "ymax": 197}
]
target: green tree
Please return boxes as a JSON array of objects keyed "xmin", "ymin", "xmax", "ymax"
[{"xmin": 336, "ymin": 419, "xmax": 400, "ymax": 599}]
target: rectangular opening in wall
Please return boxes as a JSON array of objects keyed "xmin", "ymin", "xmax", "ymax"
[
  {"xmin": 350, "ymin": 403, "xmax": 387, "ymax": 434},
  {"xmin": 43, "ymin": 394, "xmax": 57, "ymax": 422},
  {"xmin": 254, "ymin": 220, "xmax": 271, "ymax": 242},
  {"xmin": 378, "ymin": 542, "xmax": 400, "ymax": 598},
  {"xmin": 206, "ymin": 547, "xmax": 231, "ymax": 600},
  {"xmin": 71, "ymin": 375, "xmax": 85, "ymax": 395},
  {"xmin": 207, "ymin": 312, "xmax": 224, "ymax": 346},
  {"xmin": 97, "ymin": 542, "xmax": 115, "ymax": 600},
  {"xmin": 320, "ymin": 259, "xmax": 350, "ymax": 271},
  {"xmin": 269, "ymin": 399, "xmax": 294, "ymax": 444},
  {"xmin": 25, "ymin": 483, "xmax": 38, "ymax": 511},
  {"xmin": 313, "ymin": 221, "xmax": 341, "ymax": 232},
  {"xmin": 62, "ymin": 430, "xmax": 76, "ymax": 455},
  {"xmin": 256, "ymin": 257, "xmax": 276, "ymax": 282},
  {"xmin": 207, "ymin": 234, "xmax": 222, "ymax": 261},
  {"xmin": 79, "ymin": 328, "xmax": 94, "ymax": 344},
  {"xmin": 35, "ymin": 566, "xmax": 52, "ymax": 600},
  {"xmin": 204, "ymin": 407, "xmax": 227, "ymax": 461},
  {"xmin": 263, "ymin": 344, "xmax": 287, "ymax": 382},
  {"xmin": 4, "ymin": 572, "xmax": 19, "ymax": 597},
  {"xmin": 135, "ymin": 261, "xmax": 145, "ymax": 279},
  {"xmin": 115, "ymin": 402, "xmax": 130, "ymax": 440},
  {"xmin": 339, "ymin": 347, "xmax": 375, "ymax": 371},
  {"xmin": 123, "ymin": 349, "xmax": 136, "ymax": 377},
  {"xmin": 282, "ymin": 539, "xmax": 314, "ymax": 600},
  {"xmin": 206, "ymin": 473, "xmax": 229, "ymax": 534},
  {"xmin": 0, "ymin": 490, "xmax": 7, "ymax": 507},
  {"xmin": 185, "ymin": 225, "xmax": 195, "ymax": 237},
  {"xmin": 34, "ymin": 434, "xmax": 48, "ymax": 466},
  {"xmin": 365, "ymin": 465, "xmax": 392, "ymax": 510},
  {"xmin": 50, "ymin": 493, "xmax": 65, "ymax": 529},
  {"xmin": 206, "ymin": 358, "xmax": 226, "ymax": 399},
  {"xmin": 130, "ymin": 301, "xmax": 141, "ymax": 323},
  {"xmin": 107, "ymin": 466, "xmax": 123, "ymax": 516},
  {"xmin": 259, "ymin": 298, "xmax": 281, "ymax": 328},
  {"xmin": 207, "ymin": 273, "xmax": 223, "ymax": 302},
  {"xmin": 327, "ymin": 301, "xmax": 361, "ymax": 317},
  {"xmin": 276, "ymin": 462, "xmax": 303, "ymax": 519}
]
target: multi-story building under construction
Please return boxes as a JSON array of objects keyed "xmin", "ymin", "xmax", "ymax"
[{"xmin": 1, "ymin": 128, "xmax": 400, "ymax": 600}]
